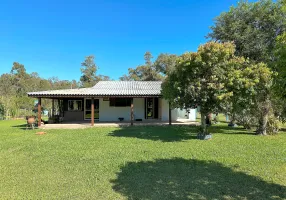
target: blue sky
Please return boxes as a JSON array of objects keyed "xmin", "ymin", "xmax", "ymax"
[{"xmin": 0, "ymin": 0, "xmax": 243, "ymax": 81}]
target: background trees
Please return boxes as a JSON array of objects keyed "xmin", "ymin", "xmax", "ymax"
[
  {"xmin": 80, "ymin": 55, "xmax": 111, "ymax": 87},
  {"xmin": 120, "ymin": 52, "xmax": 163, "ymax": 81},
  {"xmin": 0, "ymin": 55, "xmax": 110, "ymax": 119},
  {"xmin": 119, "ymin": 52, "xmax": 177, "ymax": 81}
]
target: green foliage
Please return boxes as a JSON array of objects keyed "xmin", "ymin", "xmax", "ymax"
[
  {"xmin": 122, "ymin": 65, "xmax": 163, "ymax": 81},
  {"xmin": 120, "ymin": 52, "xmax": 177, "ymax": 81},
  {"xmin": 266, "ymin": 114, "xmax": 280, "ymax": 135},
  {"xmin": 235, "ymin": 108, "xmax": 258, "ymax": 130},
  {"xmin": 274, "ymin": 33, "xmax": 286, "ymax": 99},
  {"xmin": 154, "ymin": 53, "xmax": 178, "ymax": 75},
  {"xmin": 209, "ymin": 0, "xmax": 285, "ymax": 135},
  {"xmin": 0, "ymin": 120, "xmax": 285, "ymax": 199},
  {"xmin": 80, "ymin": 55, "xmax": 98, "ymax": 87},
  {"xmin": 0, "ymin": 63, "xmax": 81, "ymax": 119},
  {"xmin": 209, "ymin": 0, "xmax": 286, "ymax": 63},
  {"xmin": 80, "ymin": 55, "xmax": 111, "ymax": 87},
  {"xmin": 163, "ymin": 42, "xmax": 274, "ymax": 134},
  {"xmin": 162, "ymin": 42, "xmax": 239, "ymax": 133}
]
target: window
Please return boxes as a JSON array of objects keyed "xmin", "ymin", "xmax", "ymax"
[
  {"xmin": 68, "ymin": 100, "xmax": 82, "ymax": 111},
  {"xmin": 110, "ymin": 98, "xmax": 132, "ymax": 107}
]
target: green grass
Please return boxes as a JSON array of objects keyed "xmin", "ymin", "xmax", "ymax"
[{"xmin": 0, "ymin": 120, "xmax": 286, "ymax": 199}]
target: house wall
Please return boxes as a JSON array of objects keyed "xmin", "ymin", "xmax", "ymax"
[
  {"xmin": 98, "ymin": 98, "xmax": 145, "ymax": 122},
  {"xmin": 61, "ymin": 97, "xmax": 196, "ymax": 122},
  {"xmin": 161, "ymin": 99, "xmax": 169, "ymax": 121},
  {"xmin": 171, "ymin": 108, "xmax": 197, "ymax": 121},
  {"xmin": 161, "ymin": 98, "xmax": 197, "ymax": 121},
  {"xmin": 172, "ymin": 109, "xmax": 187, "ymax": 120}
]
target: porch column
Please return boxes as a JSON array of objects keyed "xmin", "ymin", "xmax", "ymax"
[
  {"xmin": 131, "ymin": 98, "xmax": 134, "ymax": 126},
  {"xmin": 52, "ymin": 99, "xmax": 55, "ymax": 117},
  {"xmin": 38, "ymin": 97, "xmax": 41, "ymax": 127},
  {"xmin": 91, "ymin": 98, "xmax": 94, "ymax": 126},
  {"xmin": 169, "ymin": 101, "xmax": 172, "ymax": 125}
]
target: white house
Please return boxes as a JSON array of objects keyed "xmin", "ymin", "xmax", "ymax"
[{"xmin": 28, "ymin": 81, "xmax": 196, "ymax": 126}]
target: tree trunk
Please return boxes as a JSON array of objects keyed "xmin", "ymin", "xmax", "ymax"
[
  {"xmin": 230, "ymin": 113, "xmax": 236, "ymax": 126},
  {"xmin": 257, "ymin": 114, "xmax": 268, "ymax": 135},
  {"xmin": 206, "ymin": 113, "xmax": 212, "ymax": 126},
  {"xmin": 200, "ymin": 112, "xmax": 207, "ymax": 135},
  {"xmin": 256, "ymin": 98, "xmax": 270, "ymax": 136}
]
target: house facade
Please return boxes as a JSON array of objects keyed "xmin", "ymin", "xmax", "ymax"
[{"xmin": 28, "ymin": 81, "xmax": 196, "ymax": 126}]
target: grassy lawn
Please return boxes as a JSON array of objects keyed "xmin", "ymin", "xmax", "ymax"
[{"xmin": 0, "ymin": 120, "xmax": 285, "ymax": 199}]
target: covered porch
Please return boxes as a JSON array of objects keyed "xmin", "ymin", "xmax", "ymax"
[{"xmin": 33, "ymin": 96, "xmax": 173, "ymax": 128}]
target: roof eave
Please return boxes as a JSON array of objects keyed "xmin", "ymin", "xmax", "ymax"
[{"xmin": 27, "ymin": 94, "xmax": 163, "ymax": 98}]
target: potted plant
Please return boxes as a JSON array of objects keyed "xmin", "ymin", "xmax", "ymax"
[{"xmin": 26, "ymin": 116, "xmax": 36, "ymax": 129}]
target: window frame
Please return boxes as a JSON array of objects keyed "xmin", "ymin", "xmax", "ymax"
[{"xmin": 109, "ymin": 98, "xmax": 132, "ymax": 107}]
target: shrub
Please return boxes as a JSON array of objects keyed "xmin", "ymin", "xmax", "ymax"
[{"xmin": 266, "ymin": 115, "xmax": 280, "ymax": 135}]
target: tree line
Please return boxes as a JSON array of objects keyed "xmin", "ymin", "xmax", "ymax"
[{"xmin": 0, "ymin": 55, "xmax": 110, "ymax": 119}]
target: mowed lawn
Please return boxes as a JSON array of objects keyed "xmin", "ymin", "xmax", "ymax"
[{"xmin": 0, "ymin": 120, "xmax": 286, "ymax": 200}]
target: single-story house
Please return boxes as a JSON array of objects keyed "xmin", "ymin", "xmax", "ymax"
[{"xmin": 27, "ymin": 81, "xmax": 196, "ymax": 126}]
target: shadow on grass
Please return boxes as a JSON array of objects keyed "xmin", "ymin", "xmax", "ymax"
[
  {"xmin": 11, "ymin": 124, "xmax": 38, "ymax": 130},
  {"xmin": 109, "ymin": 126, "xmax": 198, "ymax": 142},
  {"xmin": 109, "ymin": 125, "xmax": 256, "ymax": 142},
  {"xmin": 209, "ymin": 125, "xmax": 256, "ymax": 135},
  {"xmin": 111, "ymin": 158, "xmax": 286, "ymax": 200}
]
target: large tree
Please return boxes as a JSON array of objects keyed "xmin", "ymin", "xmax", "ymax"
[
  {"xmin": 208, "ymin": 0, "xmax": 286, "ymax": 134},
  {"xmin": 275, "ymin": 33, "xmax": 286, "ymax": 97},
  {"xmin": 209, "ymin": 0, "xmax": 286, "ymax": 63},
  {"xmin": 273, "ymin": 32, "xmax": 286, "ymax": 122},
  {"xmin": 162, "ymin": 42, "xmax": 272, "ymax": 135},
  {"xmin": 80, "ymin": 55, "xmax": 111, "ymax": 87},
  {"xmin": 80, "ymin": 55, "xmax": 98, "ymax": 87}
]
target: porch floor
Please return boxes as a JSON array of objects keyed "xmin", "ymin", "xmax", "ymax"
[{"xmin": 40, "ymin": 119, "xmax": 199, "ymax": 129}]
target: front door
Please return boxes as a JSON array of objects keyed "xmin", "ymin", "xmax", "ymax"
[
  {"xmin": 145, "ymin": 98, "xmax": 159, "ymax": 119},
  {"xmin": 146, "ymin": 98, "xmax": 153, "ymax": 118},
  {"xmin": 84, "ymin": 99, "xmax": 99, "ymax": 120}
]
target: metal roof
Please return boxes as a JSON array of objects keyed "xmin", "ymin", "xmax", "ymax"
[{"xmin": 27, "ymin": 81, "xmax": 163, "ymax": 98}]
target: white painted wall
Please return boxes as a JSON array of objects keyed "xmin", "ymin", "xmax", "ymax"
[
  {"xmin": 99, "ymin": 98, "xmax": 129, "ymax": 121},
  {"xmin": 133, "ymin": 98, "xmax": 145, "ymax": 120},
  {"xmin": 98, "ymin": 98, "xmax": 145, "ymax": 122},
  {"xmin": 161, "ymin": 99, "xmax": 169, "ymax": 121},
  {"xmin": 172, "ymin": 108, "xmax": 197, "ymax": 121},
  {"xmin": 96, "ymin": 97, "xmax": 196, "ymax": 122}
]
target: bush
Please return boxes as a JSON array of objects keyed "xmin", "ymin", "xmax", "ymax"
[
  {"xmin": 266, "ymin": 115, "xmax": 280, "ymax": 135},
  {"xmin": 234, "ymin": 109, "xmax": 257, "ymax": 130}
]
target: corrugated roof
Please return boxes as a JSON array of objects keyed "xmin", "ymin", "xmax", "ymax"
[{"xmin": 27, "ymin": 81, "xmax": 163, "ymax": 97}]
